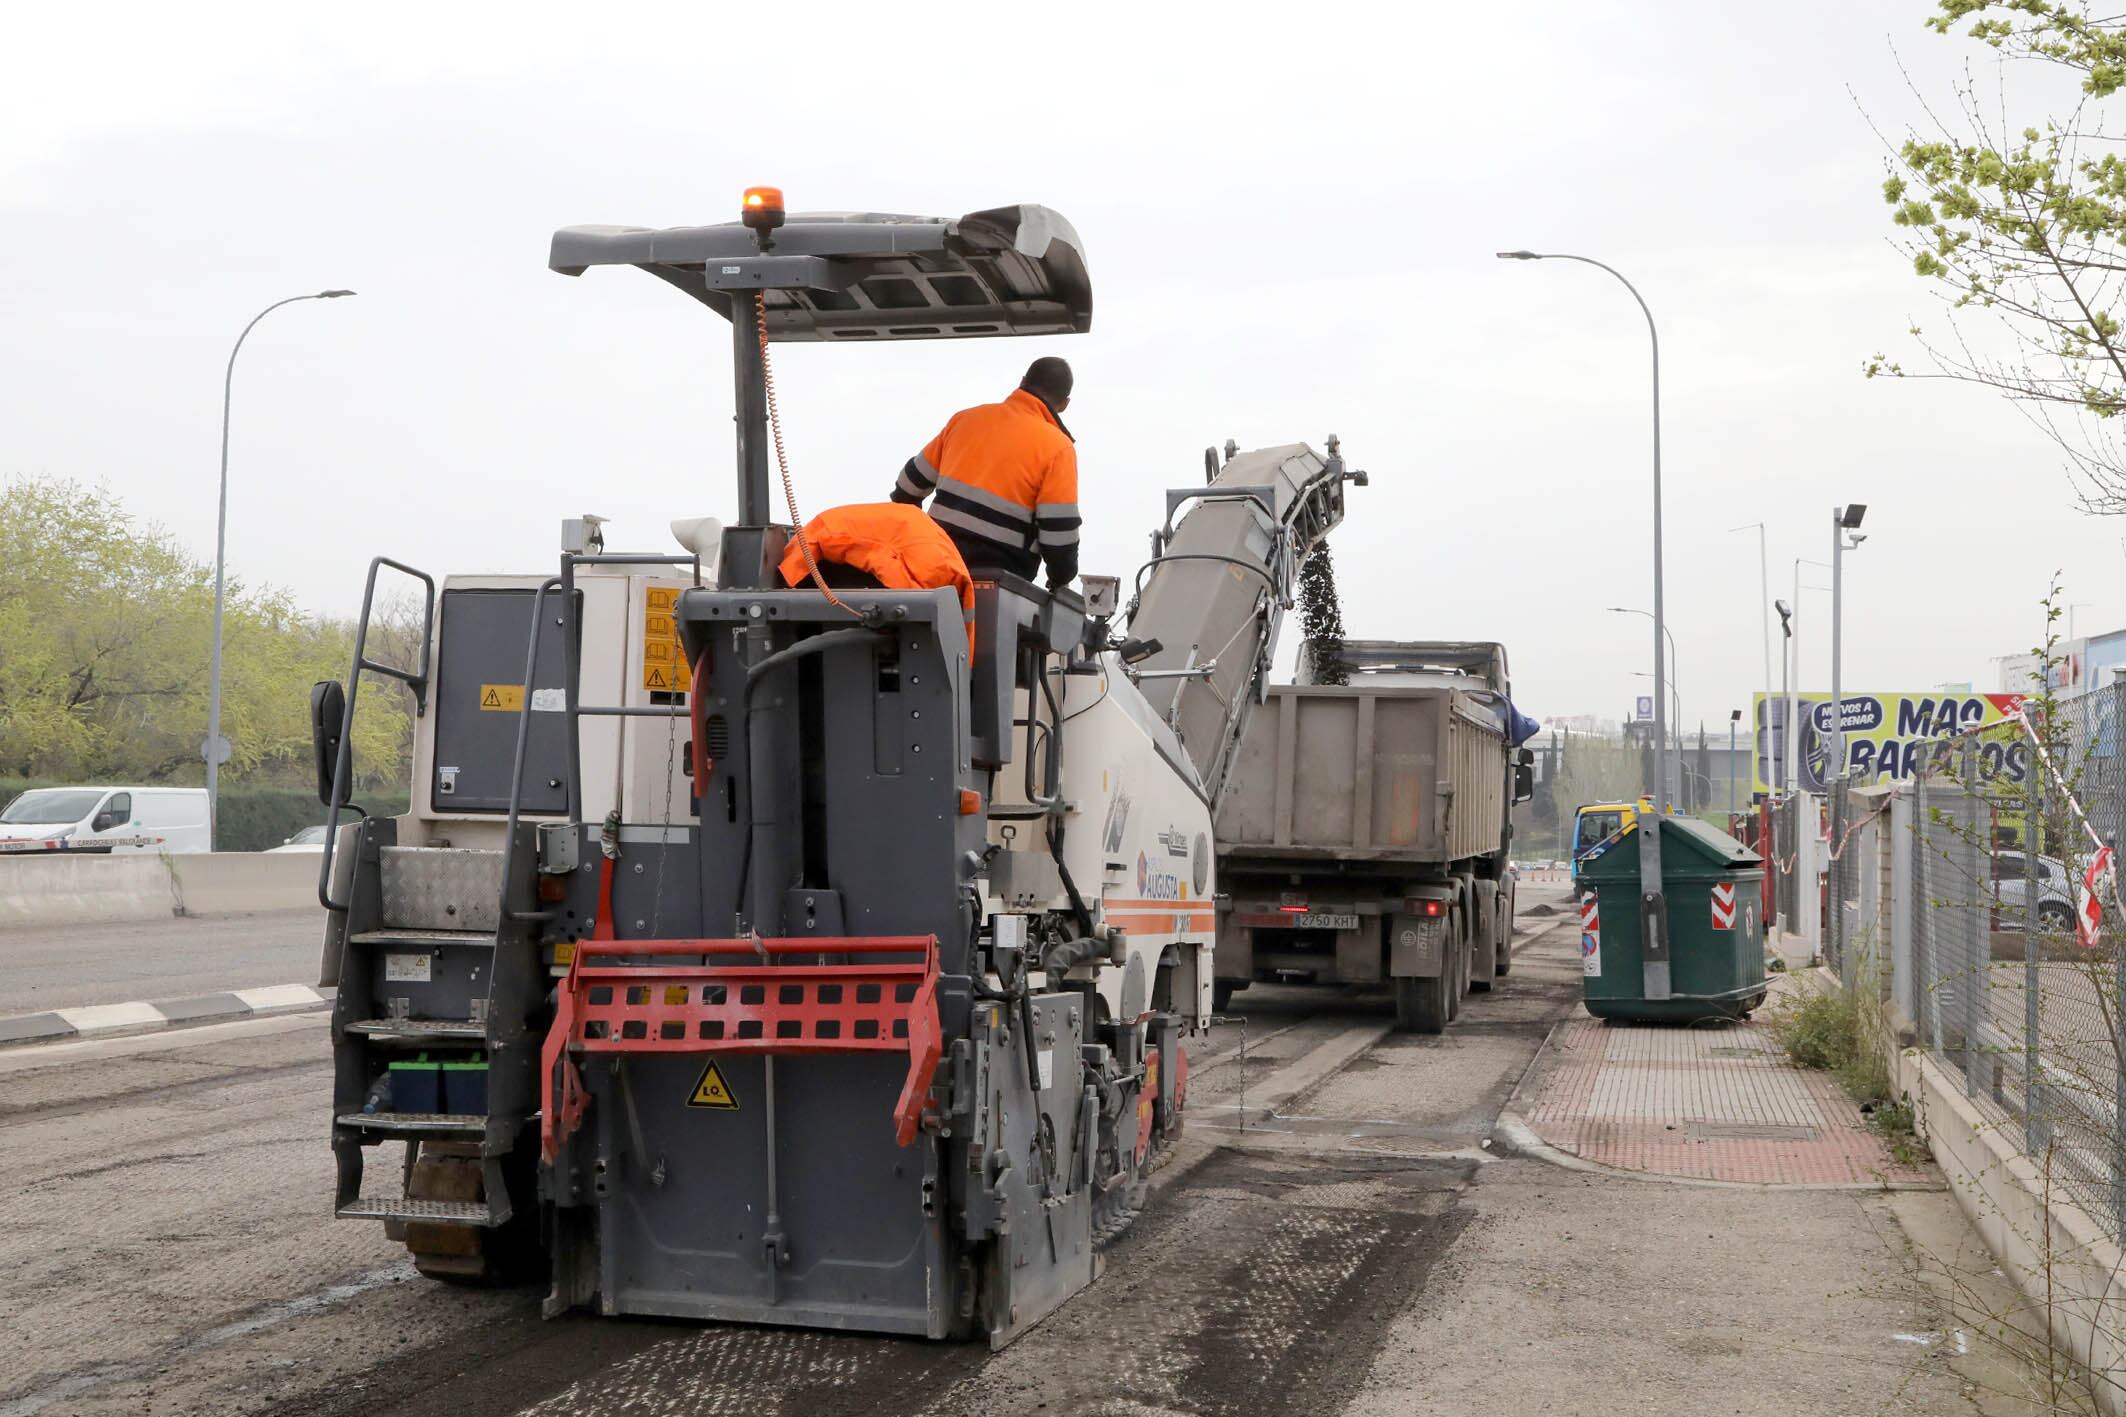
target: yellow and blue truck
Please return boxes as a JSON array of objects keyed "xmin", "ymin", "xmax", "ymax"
[{"xmin": 1570, "ymin": 797, "xmax": 1661, "ymax": 893}]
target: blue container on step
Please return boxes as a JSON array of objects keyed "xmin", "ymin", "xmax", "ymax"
[
  {"xmin": 386, "ymin": 1054, "xmax": 442, "ymax": 1112},
  {"xmin": 441, "ymin": 1055, "xmax": 489, "ymax": 1115}
]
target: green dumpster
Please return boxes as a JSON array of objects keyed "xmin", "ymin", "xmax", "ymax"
[{"xmin": 1578, "ymin": 816, "xmax": 1767, "ymax": 1023}]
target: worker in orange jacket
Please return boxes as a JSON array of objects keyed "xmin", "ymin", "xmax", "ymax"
[
  {"xmin": 891, "ymin": 357, "xmax": 1080, "ymax": 590},
  {"xmin": 777, "ymin": 502, "xmax": 975, "ymax": 619}
]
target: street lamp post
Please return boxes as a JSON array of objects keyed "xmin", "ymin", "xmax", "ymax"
[
  {"xmin": 1728, "ymin": 707, "xmax": 1742, "ymax": 816},
  {"xmin": 1828, "ymin": 505, "xmax": 1868, "ymax": 784},
  {"xmin": 1790, "ymin": 558, "xmax": 1831, "ymax": 795},
  {"xmin": 1501, "ymin": 247, "xmax": 1672, "ymax": 999},
  {"xmin": 207, "ymin": 289, "xmax": 356, "ymax": 846},
  {"xmin": 1774, "ymin": 599, "xmax": 1793, "ymax": 791}
]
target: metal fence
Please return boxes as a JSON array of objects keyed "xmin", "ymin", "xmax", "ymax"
[
  {"xmin": 1887, "ymin": 687, "xmax": 2126, "ymax": 1242},
  {"xmin": 1771, "ymin": 791, "xmax": 1800, "ymax": 931}
]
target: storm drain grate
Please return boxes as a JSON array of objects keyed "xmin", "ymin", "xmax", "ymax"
[{"xmin": 1686, "ymin": 1121, "xmax": 1821, "ymax": 1142}]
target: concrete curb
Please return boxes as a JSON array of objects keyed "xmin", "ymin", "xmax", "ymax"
[{"xmin": 0, "ymin": 984, "xmax": 335, "ymax": 1048}]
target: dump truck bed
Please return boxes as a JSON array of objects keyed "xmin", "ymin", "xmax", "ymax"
[{"xmin": 1213, "ymin": 682, "xmax": 1508, "ymax": 865}]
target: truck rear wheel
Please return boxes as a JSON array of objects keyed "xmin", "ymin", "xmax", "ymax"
[{"xmin": 1392, "ymin": 970, "xmax": 1449, "ymax": 1034}]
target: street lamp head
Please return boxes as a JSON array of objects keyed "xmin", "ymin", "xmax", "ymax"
[
  {"xmin": 1495, "ymin": 250, "xmax": 1540, "ymax": 261},
  {"xmin": 1730, "ymin": 708, "xmax": 1743, "ymax": 722},
  {"xmin": 1838, "ymin": 502, "xmax": 1867, "ymax": 529},
  {"xmin": 317, "ymin": 289, "xmax": 356, "ymax": 299},
  {"xmin": 1775, "ymin": 598, "xmax": 1792, "ymax": 633}
]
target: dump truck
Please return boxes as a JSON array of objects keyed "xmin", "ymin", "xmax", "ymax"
[
  {"xmin": 309, "ymin": 192, "xmax": 1364, "ymax": 1344},
  {"xmin": 1211, "ymin": 640, "xmax": 1534, "ymax": 1032}
]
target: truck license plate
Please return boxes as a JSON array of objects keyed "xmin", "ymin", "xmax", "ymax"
[{"xmin": 1292, "ymin": 912, "xmax": 1359, "ymax": 930}]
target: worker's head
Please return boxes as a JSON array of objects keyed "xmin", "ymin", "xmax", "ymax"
[{"xmin": 1020, "ymin": 356, "xmax": 1073, "ymax": 414}]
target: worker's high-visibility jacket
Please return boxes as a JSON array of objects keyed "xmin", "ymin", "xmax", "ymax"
[
  {"xmin": 778, "ymin": 502, "xmax": 976, "ymax": 623},
  {"xmin": 891, "ymin": 388, "xmax": 1080, "ymax": 588}
]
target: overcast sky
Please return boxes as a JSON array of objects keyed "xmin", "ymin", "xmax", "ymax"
[{"xmin": 4, "ymin": 1, "xmax": 2116, "ymax": 735}]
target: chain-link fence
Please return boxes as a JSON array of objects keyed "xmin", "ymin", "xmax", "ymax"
[
  {"xmin": 1829, "ymin": 777, "xmax": 1854, "ymax": 979},
  {"xmin": 1771, "ymin": 791, "xmax": 1800, "ymax": 931},
  {"xmin": 1896, "ymin": 690, "xmax": 2126, "ymax": 1242}
]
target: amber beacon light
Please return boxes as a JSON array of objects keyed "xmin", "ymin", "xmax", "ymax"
[{"xmin": 742, "ymin": 186, "xmax": 786, "ymax": 233}]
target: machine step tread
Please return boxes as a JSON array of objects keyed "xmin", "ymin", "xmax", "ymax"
[
  {"xmin": 349, "ymin": 929, "xmax": 497, "ymax": 946},
  {"xmin": 344, "ymin": 1018, "xmax": 488, "ymax": 1041},
  {"xmin": 337, "ymin": 1196, "xmax": 498, "ymax": 1225},
  {"xmin": 335, "ymin": 1112, "xmax": 488, "ymax": 1136}
]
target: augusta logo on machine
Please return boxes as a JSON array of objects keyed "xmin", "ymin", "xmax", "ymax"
[{"xmin": 1135, "ymin": 851, "xmax": 1182, "ymax": 900}]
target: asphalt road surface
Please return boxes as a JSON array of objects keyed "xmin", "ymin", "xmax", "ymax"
[
  {"xmin": 0, "ymin": 908, "xmax": 323, "ymax": 1014},
  {"xmin": 0, "ymin": 891, "xmax": 2002, "ymax": 1417}
]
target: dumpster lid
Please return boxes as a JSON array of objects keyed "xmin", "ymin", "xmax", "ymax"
[{"xmin": 1580, "ymin": 815, "xmax": 1762, "ymax": 878}]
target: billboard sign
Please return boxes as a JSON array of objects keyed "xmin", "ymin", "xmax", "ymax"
[
  {"xmin": 1633, "ymin": 695, "xmax": 1653, "ymax": 723},
  {"xmin": 1752, "ymin": 691, "xmax": 2028, "ymax": 794},
  {"xmin": 1998, "ymin": 637, "xmax": 2087, "ymax": 695}
]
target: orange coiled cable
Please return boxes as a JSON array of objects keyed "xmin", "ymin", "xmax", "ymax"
[{"xmin": 757, "ymin": 290, "xmax": 857, "ymax": 616}]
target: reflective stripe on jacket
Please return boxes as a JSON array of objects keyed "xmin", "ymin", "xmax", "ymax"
[{"xmin": 891, "ymin": 388, "xmax": 1080, "ymax": 587}]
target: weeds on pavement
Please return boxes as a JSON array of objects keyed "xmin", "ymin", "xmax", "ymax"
[{"xmin": 1766, "ymin": 986, "xmax": 1922, "ymax": 1162}]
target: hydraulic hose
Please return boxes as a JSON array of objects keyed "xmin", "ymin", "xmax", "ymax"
[{"xmin": 1035, "ymin": 657, "xmax": 1095, "ymax": 937}]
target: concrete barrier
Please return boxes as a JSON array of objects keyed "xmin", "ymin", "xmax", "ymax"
[
  {"xmin": 167, "ymin": 852, "xmax": 319, "ymax": 917},
  {"xmin": 0, "ymin": 851, "xmax": 316, "ymax": 928}
]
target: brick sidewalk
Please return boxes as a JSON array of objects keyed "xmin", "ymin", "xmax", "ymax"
[{"xmin": 1522, "ymin": 1005, "xmax": 1933, "ymax": 1185}]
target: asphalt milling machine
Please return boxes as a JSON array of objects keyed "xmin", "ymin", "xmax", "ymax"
[{"xmin": 311, "ymin": 192, "xmax": 1362, "ymax": 1345}]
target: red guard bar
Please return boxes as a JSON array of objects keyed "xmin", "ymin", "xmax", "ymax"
[{"xmin": 542, "ymin": 935, "xmax": 942, "ymax": 1160}]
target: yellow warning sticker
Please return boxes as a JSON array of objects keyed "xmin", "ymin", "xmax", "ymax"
[
  {"xmin": 687, "ymin": 1060, "xmax": 739, "ymax": 1110},
  {"xmin": 479, "ymin": 684, "xmax": 524, "ymax": 712},
  {"xmin": 552, "ymin": 940, "xmax": 576, "ymax": 966},
  {"xmin": 641, "ymin": 584, "xmax": 691, "ymax": 693}
]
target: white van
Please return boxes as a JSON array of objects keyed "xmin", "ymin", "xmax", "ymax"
[{"xmin": 0, "ymin": 786, "xmax": 212, "ymax": 854}]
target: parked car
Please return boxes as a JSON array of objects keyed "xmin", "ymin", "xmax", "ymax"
[
  {"xmin": 1992, "ymin": 849, "xmax": 2076, "ymax": 930},
  {"xmin": 0, "ymin": 786, "xmax": 211, "ymax": 854},
  {"xmin": 267, "ymin": 825, "xmax": 330, "ymax": 853}
]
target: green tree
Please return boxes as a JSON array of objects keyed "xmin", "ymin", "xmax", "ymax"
[
  {"xmin": 1870, "ymin": 2, "xmax": 2126, "ymax": 509},
  {"xmin": 0, "ymin": 475, "xmax": 406, "ymax": 788},
  {"xmin": 1547, "ymin": 734, "xmax": 1646, "ymax": 828}
]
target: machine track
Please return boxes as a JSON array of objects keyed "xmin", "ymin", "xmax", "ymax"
[{"xmin": 1091, "ymin": 1117, "xmax": 1183, "ymax": 1250}]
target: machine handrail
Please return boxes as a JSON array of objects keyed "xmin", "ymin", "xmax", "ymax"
[
  {"xmin": 498, "ymin": 577, "xmax": 565, "ymax": 925},
  {"xmin": 542, "ymin": 934, "xmax": 944, "ymax": 1160},
  {"xmin": 318, "ymin": 556, "xmax": 436, "ymax": 912}
]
